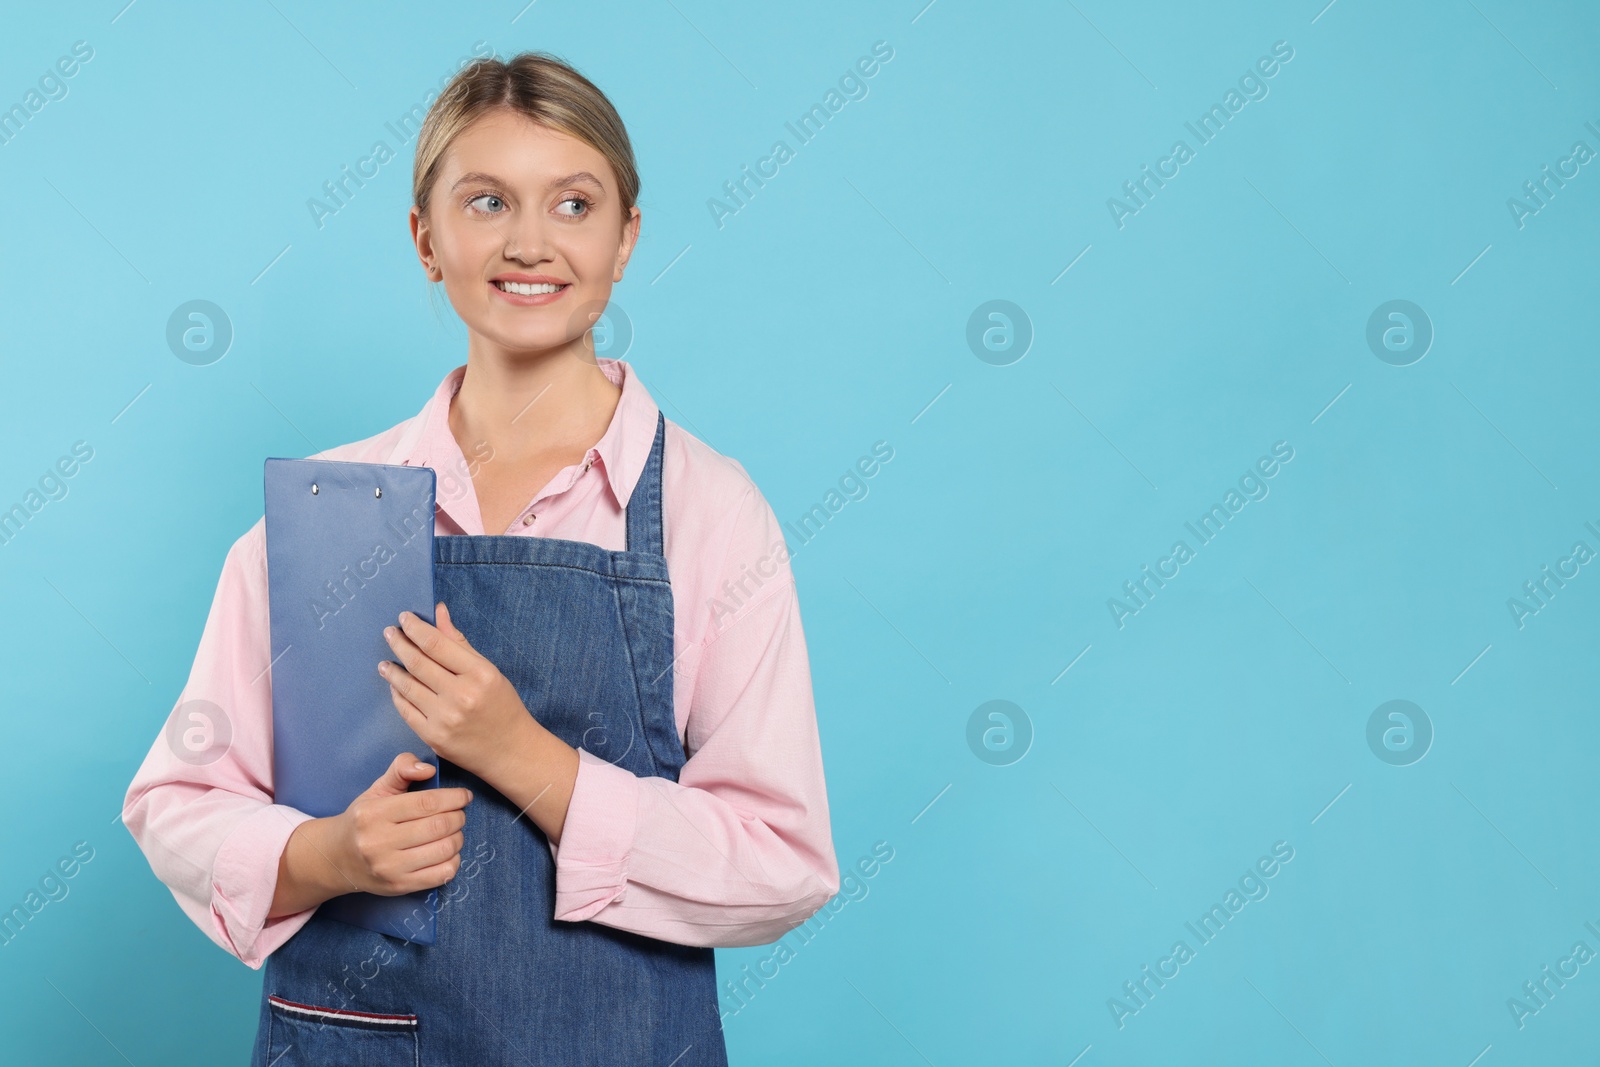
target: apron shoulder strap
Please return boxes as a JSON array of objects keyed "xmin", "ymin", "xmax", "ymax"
[{"xmin": 625, "ymin": 412, "xmax": 666, "ymax": 556}]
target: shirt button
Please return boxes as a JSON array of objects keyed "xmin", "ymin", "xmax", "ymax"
[{"xmin": 523, "ymin": 513, "xmax": 535, "ymax": 525}]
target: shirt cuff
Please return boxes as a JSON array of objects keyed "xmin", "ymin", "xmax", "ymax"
[
  {"xmin": 210, "ymin": 803, "xmax": 317, "ymax": 969},
  {"xmin": 548, "ymin": 747, "xmax": 641, "ymax": 922}
]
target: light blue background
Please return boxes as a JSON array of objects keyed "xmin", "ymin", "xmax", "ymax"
[{"xmin": 2, "ymin": 0, "xmax": 1597, "ymax": 1063}]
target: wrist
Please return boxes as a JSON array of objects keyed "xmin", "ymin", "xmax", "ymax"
[
  {"xmin": 307, "ymin": 813, "xmax": 362, "ymax": 899},
  {"xmin": 268, "ymin": 815, "xmax": 354, "ymax": 918},
  {"xmin": 475, "ymin": 714, "xmax": 548, "ymax": 790},
  {"xmin": 476, "ymin": 717, "xmax": 579, "ymax": 844}
]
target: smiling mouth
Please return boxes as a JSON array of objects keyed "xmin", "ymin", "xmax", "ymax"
[{"xmin": 492, "ymin": 280, "xmax": 569, "ymax": 295}]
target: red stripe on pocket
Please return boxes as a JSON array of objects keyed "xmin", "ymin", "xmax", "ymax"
[{"xmin": 268, "ymin": 994, "xmax": 419, "ymax": 1027}]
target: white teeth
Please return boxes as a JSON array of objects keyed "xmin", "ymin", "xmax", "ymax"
[{"xmin": 495, "ymin": 280, "xmax": 565, "ymax": 295}]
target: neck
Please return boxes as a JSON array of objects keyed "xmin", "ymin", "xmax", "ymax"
[{"xmin": 449, "ymin": 344, "xmax": 622, "ymax": 461}]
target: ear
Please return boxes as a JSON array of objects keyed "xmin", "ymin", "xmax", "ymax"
[{"xmin": 614, "ymin": 205, "xmax": 641, "ymax": 281}]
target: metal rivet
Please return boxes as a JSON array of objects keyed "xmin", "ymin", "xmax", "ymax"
[
  {"xmin": 375, "ymin": 487, "xmax": 382, "ymax": 498},
  {"xmin": 311, "ymin": 483, "xmax": 318, "ymax": 494}
]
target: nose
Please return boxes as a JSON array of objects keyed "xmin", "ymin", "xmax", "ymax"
[{"xmin": 499, "ymin": 211, "xmax": 550, "ymax": 265}]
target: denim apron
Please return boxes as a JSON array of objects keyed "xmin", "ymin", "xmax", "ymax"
[{"xmin": 252, "ymin": 412, "xmax": 729, "ymax": 1066}]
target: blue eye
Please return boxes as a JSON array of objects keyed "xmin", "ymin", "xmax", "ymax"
[{"xmin": 467, "ymin": 193, "xmax": 506, "ymax": 214}]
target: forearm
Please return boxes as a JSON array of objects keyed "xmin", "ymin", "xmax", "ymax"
[
  {"xmin": 477, "ymin": 716, "xmax": 580, "ymax": 846},
  {"xmin": 267, "ymin": 815, "xmax": 359, "ymax": 918}
]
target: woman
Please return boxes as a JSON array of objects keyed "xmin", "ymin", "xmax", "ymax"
[{"xmin": 122, "ymin": 51, "xmax": 839, "ymax": 1065}]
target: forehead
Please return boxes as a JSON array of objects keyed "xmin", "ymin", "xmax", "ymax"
[{"xmin": 441, "ymin": 111, "xmax": 614, "ymax": 191}]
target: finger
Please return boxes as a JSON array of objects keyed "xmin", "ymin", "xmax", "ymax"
[
  {"xmin": 392, "ymin": 786, "xmax": 475, "ymax": 821},
  {"xmin": 397, "ymin": 608, "xmax": 477, "ymax": 675},
  {"xmin": 387, "ymin": 674, "xmax": 437, "ymax": 726},
  {"xmin": 436, "ymin": 601, "xmax": 470, "ymax": 645},
  {"xmin": 407, "ymin": 854, "xmax": 466, "ymax": 891},
  {"xmin": 392, "ymin": 675, "xmax": 454, "ymax": 742},
  {"xmin": 389, "ymin": 809, "xmax": 467, "ymax": 851},
  {"xmin": 383, "ymin": 624, "xmax": 453, "ymax": 696},
  {"xmin": 363, "ymin": 752, "xmax": 433, "ymax": 799},
  {"xmin": 392, "ymin": 831, "xmax": 465, "ymax": 876}
]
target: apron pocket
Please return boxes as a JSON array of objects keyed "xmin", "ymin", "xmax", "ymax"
[{"xmin": 266, "ymin": 993, "xmax": 419, "ymax": 1067}]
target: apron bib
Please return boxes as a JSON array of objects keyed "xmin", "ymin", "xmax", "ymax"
[{"xmin": 253, "ymin": 412, "xmax": 729, "ymax": 1066}]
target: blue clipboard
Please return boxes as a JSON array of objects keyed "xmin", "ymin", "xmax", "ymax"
[{"xmin": 263, "ymin": 456, "xmax": 440, "ymax": 944}]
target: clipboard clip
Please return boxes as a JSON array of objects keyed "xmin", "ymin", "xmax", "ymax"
[{"xmin": 308, "ymin": 482, "xmax": 383, "ymax": 498}]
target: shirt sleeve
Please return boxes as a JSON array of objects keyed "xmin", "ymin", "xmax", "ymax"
[
  {"xmin": 121, "ymin": 517, "xmax": 320, "ymax": 969},
  {"xmin": 546, "ymin": 491, "xmax": 841, "ymax": 948}
]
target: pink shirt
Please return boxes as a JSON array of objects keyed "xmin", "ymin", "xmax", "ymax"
[{"xmin": 122, "ymin": 357, "xmax": 839, "ymax": 969}]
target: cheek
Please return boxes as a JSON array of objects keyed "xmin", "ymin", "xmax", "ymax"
[
  {"xmin": 438, "ymin": 221, "xmax": 499, "ymax": 276},
  {"xmin": 575, "ymin": 221, "xmax": 632, "ymax": 272},
  {"xmin": 568, "ymin": 240, "xmax": 619, "ymax": 282}
]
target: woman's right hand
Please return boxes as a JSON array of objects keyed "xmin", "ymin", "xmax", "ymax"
[{"xmin": 330, "ymin": 752, "xmax": 474, "ymax": 897}]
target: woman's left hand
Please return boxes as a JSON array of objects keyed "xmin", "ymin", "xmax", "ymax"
[{"xmin": 380, "ymin": 601, "xmax": 537, "ymax": 776}]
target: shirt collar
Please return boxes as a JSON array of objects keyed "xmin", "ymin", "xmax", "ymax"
[{"xmin": 387, "ymin": 357, "xmax": 660, "ymax": 521}]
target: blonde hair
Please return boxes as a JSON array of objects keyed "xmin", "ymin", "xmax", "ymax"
[{"xmin": 412, "ymin": 50, "xmax": 639, "ymax": 227}]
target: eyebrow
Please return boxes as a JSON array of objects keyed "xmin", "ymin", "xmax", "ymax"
[{"xmin": 449, "ymin": 170, "xmax": 606, "ymax": 193}]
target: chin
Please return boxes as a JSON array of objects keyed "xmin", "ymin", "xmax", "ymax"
[{"xmin": 487, "ymin": 331, "xmax": 583, "ymax": 356}]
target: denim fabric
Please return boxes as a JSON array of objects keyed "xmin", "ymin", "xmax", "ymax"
[{"xmin": 253, "ymin": 412, "xmax": 728, "ymax": 1065}]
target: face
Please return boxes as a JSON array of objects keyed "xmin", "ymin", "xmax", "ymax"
[{"xmin": 410, "ymin": 109, "xmax": 640, "ymax": 362}]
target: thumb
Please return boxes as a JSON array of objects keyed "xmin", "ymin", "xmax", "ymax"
[{"xmin": 362, "ymin": 752, "xmax": 435, "ymax": 799}]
